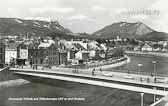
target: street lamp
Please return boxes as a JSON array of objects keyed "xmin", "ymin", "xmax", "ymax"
[
  {"xmin": 152, "ymin": 61, "xmax": 156, "ymax": 76},
  {"xmin": 138, "ymin": 63, "xmax": 142, "ymax": 73},
  {"xmin": 153, "ymin": 87, "xmax": 156, "ymax": 103},
  {"xmin": 140, "ymin": 92, "xmax": 144, "ymax": 106}
]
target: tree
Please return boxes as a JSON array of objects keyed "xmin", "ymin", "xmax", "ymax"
[{"xmin": 113, "ymin": 47, "xmax": 125, "ymax": 58}]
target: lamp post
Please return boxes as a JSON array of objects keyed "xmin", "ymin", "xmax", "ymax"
[
  {"xmin": 138, "ymin": 63, "xmax": 142, "ymax": 73},
  {"xmin": 153, "ymin": 87, "xmax": 156, "ymax": 103},
  {"xmin": 30, "ymin": 56, "xmax": 32, "ymax": 68},
  {"xmin": 140, "ymin": 92, "xmax": 144, "ymax": 106},
  {"xmin": 60, "ymin": 50, "xmax": 62, "ymax": 65},
  {"xmin": 152, "ymin": 61, "xmax": 156, "ymax": 76}
]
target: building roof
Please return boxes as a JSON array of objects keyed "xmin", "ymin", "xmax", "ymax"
[
  {"xmin": 88, "ymin": 42, "xmax": 100, "ymax": 50},
  {"xmin": 63, "ymin": 42, "xmax": 78, "ymax": 51},
  {"xmin": 73, "ymin": 43, "xmax": 86, "ymax": 50},
  {"xmin": 29, "ymin": 42, "xmax": 40, "ymax": 49},
  {"xmin": 6, "ymin": 42, "xmax": 20, "ymax": 50},
  {"xmin": 141, "ymin": 43, "xmax": 153, "ymax": 48},
  {"xmin": 38, "ymin": 42, "xmax": 53, "ymax": 48}
]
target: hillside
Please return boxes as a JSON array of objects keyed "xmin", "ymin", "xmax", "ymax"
[
  {"xmin": 92, "ymin": 22, "xmax": 168, "ymax": 41},
  {"xmin": 0, "ymin": 18, "xmax": 71, "ymax": 37}
]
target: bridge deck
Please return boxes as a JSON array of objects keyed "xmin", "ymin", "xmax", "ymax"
[
  {"xmin": 11, "ymin": 68, "xmax": 168, "ymax": 89},
  {"xmin": 13, "ymin": 70, "xmax": 168, "ymax": 96}
]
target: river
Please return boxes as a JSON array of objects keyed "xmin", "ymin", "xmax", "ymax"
[
  {"xmin": 115, "ymin": 55, "xmax": 168, "ymax": 74},
  {"xmin": 1, "ymin": 55, "xmax": 168, "ymax": 106}
]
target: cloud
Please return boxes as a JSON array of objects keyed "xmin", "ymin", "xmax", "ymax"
[
  {"xmin": 68, "ymin": 14, "xmax": 88, "ymax": 20},
  {"xmin": 1, "ymin": 0, "xmax": 167, "ymax": 33},
  {"xmin": 113, "ymin": 8, "xmax": 128, "ymax": 15},
  {"xmin": 130, "ymin": 14, "xmax": 148, "ymax": 20},
  {"xmin": 149, "ymin": 0, "xmax": 168, "ymax": 33},
  {"xmin": 67, "ymin": 14, "xmax": 95, "ymax": 22},
  {"xmin": 92, "ymin": 5, "xmax": 106, "ymax": 11},
  {"xmin": 29, "ymin": 7, "xmax": 75, "ymax": 14},
  {"xmin": 24, "ymin": 17, "xmax": 52, "ymax": 22},
  {"xmin": 151, "ymin": 0, "xmax": 168, "ymax": 11}
]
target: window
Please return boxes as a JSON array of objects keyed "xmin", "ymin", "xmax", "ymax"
[
  {"xmin": 0, "ymin": 47, "xmax": 3, "ymax": 52},
  {"xmin": 40, "ymin": 59, "xmax": 43, "ymax": 64},
  {"xmin": 0, "ymin": 55, "xmax": 2, "ymax": 60}
]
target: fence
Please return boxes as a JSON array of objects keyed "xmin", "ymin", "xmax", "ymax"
[{"xmin": 105, "ymin": 68, "xmax": 168, "ymax": 78}]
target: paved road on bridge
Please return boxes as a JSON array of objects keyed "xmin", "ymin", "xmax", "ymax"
[{"xmin": 11, "ymin": 66, "xmax": 168, "ymax": 89}]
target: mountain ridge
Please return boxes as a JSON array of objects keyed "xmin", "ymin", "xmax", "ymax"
[
  {"xmin": 0, "ymin": 17, "xmax": 72, "ymax": 37},
  {"xmin": 0, "ymin": 18, "xmax": 168, "ymax": 41},
  {"xmin": 92, "ymin": 21, "xmax": 168, "ymax": 41}
]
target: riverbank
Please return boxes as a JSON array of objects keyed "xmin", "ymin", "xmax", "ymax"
[
  {"xmin": 0, "ymin": 79, "xmax": 29, "ymax": 88},
  {"xmin": 20, "ymin": 55, "xmax": 131, "ymax": 72},
  {"xmin": 87, "ymin": 55, "xmax": 131, "ymax": 71},
  {"xmin": 126, "ymin": 51, "xmax": 168, "ymax": 57},
  {"xmin": 58, "ymin": 55, "xmax": 131, "ymax": 71}
]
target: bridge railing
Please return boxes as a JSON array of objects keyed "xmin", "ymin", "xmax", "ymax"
[{"xmin": 105, "ymin": 68, "xmax": 168, "ymax": 78}]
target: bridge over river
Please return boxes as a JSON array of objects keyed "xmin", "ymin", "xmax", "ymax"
[{"xmin": 9, "ymin": 67, "xmax": 168, "ymax": 106}]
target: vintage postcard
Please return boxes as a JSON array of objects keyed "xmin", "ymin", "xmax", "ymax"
[{"xmin": 0, "ymin": 0, "xmax": 167, "ymax": 106}]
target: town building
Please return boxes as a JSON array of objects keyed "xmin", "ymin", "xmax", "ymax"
[
  {"xmin": 5, "ymin": 43, "xmax": 19, "ymax": 65},
  {"xmin": 75, "ymin": 50, "xmax": 90, "ymax": 63},
  {"xmin": 17, "ymin": 43, "xmax": 29, "ymax": 65},
  {"xmin": 5, "ymin": 43, "xmax": 28, "ymax": 65},
  {"xmin": 29, "ymin": 42, "xmax": 59, "ymax": 66},
  {"xmin": 0, "ymin": 41, "xmax": 5, "ymax": 67},
  {"xmin": 59, "ymin": 50, "xmax": 68, "ymax": 65}
]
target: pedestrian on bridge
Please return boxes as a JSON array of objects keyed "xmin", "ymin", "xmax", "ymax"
[
  {"xmin": 92, "ymin": 70, "xmax": 94, "ymax": 76},
  {"xmin": 147, "ymin": 77, "xmax": 150, "ymax": 83},
  {"xmin": 33, "ymin": 65, "xmax": 35, "ymax": 70},
  {"xmin": 140, "ymin": 77, "xmax": 143, "ymax": 82},
  {"xmin": 154, "ymin": 77, "xmax": 156, "ymax": 83},
  {"xmin": 92, "ymin": 68, "xmax": 95, "ymax": 76}
]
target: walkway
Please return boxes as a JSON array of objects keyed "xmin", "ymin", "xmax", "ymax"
[
  {"xmin": 11, "ymin": 66, "xmax": 168, "ymax": 89},
  {"xmin": 13, "ymin": 71, "xmax": 168, "ymax": 96}
]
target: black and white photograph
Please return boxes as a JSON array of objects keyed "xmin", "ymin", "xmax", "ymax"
[{"xmin": 0, "ymin": 0, "xmax": 168, "ymax": 106}]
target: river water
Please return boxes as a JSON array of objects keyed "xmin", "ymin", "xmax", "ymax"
[
  {"xmin": 116, "ymin": 55, "xmax": 168, "ymax": 74},
  {"xmin": 1, "ymin": 55, "xmax": 168, "ymax": 106}
]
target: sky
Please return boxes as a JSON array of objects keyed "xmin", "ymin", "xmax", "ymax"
[{"xmin": 0, "ymin": 0, "xmax": 168, "ymax": 34}]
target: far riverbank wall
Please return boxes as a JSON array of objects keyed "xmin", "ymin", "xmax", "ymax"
[
  {"xmin": 88, "ymin": 55, "xmax": 131, "ymax": 70},
  {"xmin": 126, "ymin": 51, "xmax": 168, "ymax": 58}
]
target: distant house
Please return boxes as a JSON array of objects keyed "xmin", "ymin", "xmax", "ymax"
[
  {"xmin": 0, "ymin": 41, "xmax": 5, "ymax": 67},
  {"xmin": 87, "ymin": 41, "xmax": 101, "ymax": 59},
  {"xmin": 88, "ymin": 41, "xmax": 101, "ymax": 50},
  {"xmin": 75, "ymin": 50, "xmax": 89, "ymax": 62},
  {"xmin": 28, "ymin": 42, "xmax": 40, "ymax": 60},
  {"xmin": 59, "ymin": 50, "xmax": 68, "ymax": 65},
  {"xmin": 60, "ymin": 42, "xmax": 77, "ymax": 61},
  {"xmin": 100, "ymin": 43, "xmax": 107, "ymax": 51},
  {"xmin": 105, "ymin": 48, "xmax": 115, "ymax": 59},
  {"xmin": 163, "ymin": 41, "xmax": 168, "ymax": 47},
  {"xmin": 141, "ymin": 43, "xmax": 153, "ymax": 52},
  {"xmin": 162, "ymin": 45, "xmax": 168, "ymax": 52},
  {"xmin": 134, "ymin": 46, "xmax": 141, "ymax": 51}
]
